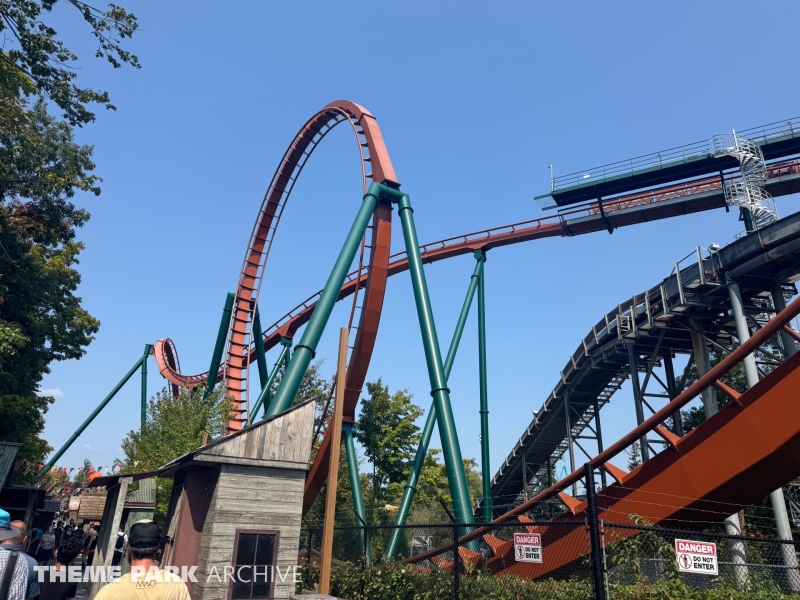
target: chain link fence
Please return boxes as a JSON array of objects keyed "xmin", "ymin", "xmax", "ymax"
[
  {"xmin": 296, "ymin": 518, "xmax": 800, "ymax": 599},
  {"xmin": 603, "ymin": 521, "xmax": 800, "ymax": 598},
  {"xmin": 297, "ymin": 520, "xmax": 593, "ymax": 599}
]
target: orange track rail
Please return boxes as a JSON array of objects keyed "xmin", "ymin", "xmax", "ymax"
[
  {"xmin": 152, "ymin": 97, "xmax": 800, "ymax": 515},
  {"xmin": 406, "ymin": 299, "xmax": 800, "ymax": 577}
]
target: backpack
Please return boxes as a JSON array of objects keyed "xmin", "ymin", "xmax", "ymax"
[{"xmin": 115, "ymin": 532, "xmax": 125, "ymax": 550}]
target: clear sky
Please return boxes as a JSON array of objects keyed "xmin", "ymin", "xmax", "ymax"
[{"xmin": 40, "ymin": 1, "xmax": 800, "ymax": 484}]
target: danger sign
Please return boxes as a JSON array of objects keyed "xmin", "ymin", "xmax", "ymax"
[
  {"xmin": 513, "ymin": 533, "xmax": 542, "ymax": 563},
  {"xmin": 675, "ymin": 539, "xmax": 718, "ymax": 575}
]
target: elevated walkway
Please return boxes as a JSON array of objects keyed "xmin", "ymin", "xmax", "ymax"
[
  {"xmin": 481, "ymin": 210, "xmax": 800, "ymax": 517},
  {"xmin": 536, "ymin": 117, "xmax": 800, "ymax": 208}
]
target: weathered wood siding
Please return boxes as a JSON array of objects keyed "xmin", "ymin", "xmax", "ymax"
[
  {"xmin": 198, "ymin": 401, "xmax": 315, "ymax": 467},
  {"xmin": 192, "ymin": 465, "xmax": 306, "ymax": 600}
]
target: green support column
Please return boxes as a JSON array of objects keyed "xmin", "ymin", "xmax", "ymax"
[
  {"xmin": 395, "ymin": 193, "xmax": 475, "ymax": 532},
  {"xmin": 343, "ymin": 422, "xmax": 370, "ymax": 561},
  {"xmin": 204, "ymin": 293, "xmax": 235, "ymax": 400},
  {"xmin": 384, "ymin": 252, "xmax": 485, "ymax": 560},
  {"xmin": 249, "ymin": 337, "xmax": 292, "ymax": 422},
  {"xmin": 141, "ymin": 343, "xmax": 153, "ymax": 430},
  {"xmin": 252, "ymin": 306, "xmax": 269, "ymax": 388},
  {"xmin": 41, "ymin": 350, "xmax": 150, "ymax": 477},
  {"xmin": 477, "ymin": 254, "xmax": 492, "ymax": 523},
  {"xmin": 265, "ymin": 184, "xmax": 380, "ymax": 418}
]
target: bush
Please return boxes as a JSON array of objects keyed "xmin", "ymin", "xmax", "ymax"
[{"xmin": 296, "ymin": 560, "xmax": 800, "ymax": 600}]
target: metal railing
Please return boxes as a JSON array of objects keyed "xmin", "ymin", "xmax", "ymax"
[{"xmin": 549, "ymin": 116, "xmax": 800, "ymax": 194}]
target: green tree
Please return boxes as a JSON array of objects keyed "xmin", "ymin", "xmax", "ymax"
[
  {"xmin": 0, "ymin": 101, "xmax": 101, "ymax": 463},
  {"xmin": 0, "ymin": 0, "xmax": 138, "ymax": 465},
  {"xmin": 71, "ymin": 457, "xmax": 93, "ymax": 488},
  {"xmin": 355, "ymin": 379, "xmax": 423, "ymax": 502},
  {"xmin": 119, "ymin": 386, "xmax": 232, "ymax": 524},
  {"xmin": 0, "ymin": 393, "xmax": 52, "ymax": 467},
  {"xmin": 408, "ymin": 451, "xmax": 482, "ymax": 524},
  {"xmin": 0, "ymin": 0, "xmax": 139, "ymax": 126}
]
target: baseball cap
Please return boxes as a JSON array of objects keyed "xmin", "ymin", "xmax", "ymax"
[
  {"xmin": 128, "ymin": 520, "xmax": 161, "ymax": 548},
  {"xmin": 0, "ymin": 508, "xmax": 20, "ymax": 542}
]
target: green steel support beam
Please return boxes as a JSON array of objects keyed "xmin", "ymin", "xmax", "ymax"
[
  {"xmin": 477, "ymin": 254, "xmax": 492, "ymax": 523},
  {"xmin": 252, "ymin": 306, "xmax": 269, "ymax": 388},
  {"xmin": 41, "ymin": 347, "xmax": 150, "ymax": 477},
  {"xmin": 141, "ymin": 343, "xmax": 153, "ymax": 430},
  {"xmin": 395, "ymin": 192, "xmax": 475, "ymax": 534},
  {"xmin": 249, "ymin": 337, "xmax": 292, "ymax": 422},
  {"xmin": 384, "ymin": 251, "xmax": 485, "ymax": 560},
  {"xmin": 204, "ymin": 292, "xmax": 235, "ymax": 400},
  {"xmin": 265, "ymin": 183, "xmax": 380, "ymax": 418},
  {"xmin": 344, "ymin": 422, "xmax": 370, "ymax": 561}
]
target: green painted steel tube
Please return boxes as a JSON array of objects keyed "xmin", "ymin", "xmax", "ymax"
[
  {"xmin": 41, "ymin": 350, "xmax": 149, "ymax": 476},
  {"xmin": 141, "ymin": 344, "xmax": 152, "ymax": 430},
  {"xmin": 396, "ymin": 193, "xmax": 475, "ymax": 533},
  {"xmin": 265, "ymin": 183, "xmax": 380, "ymax": 418},
  {"xmin": 249, "ymin": 338, "xmax": 291, "ymax": 422},
  {"xmin": 203, "ymin": 292, "xmax": 235, "ymax": 400},
  {"xmin": 384, "ymin": 252, "xmax": 485, "ymax": 560},
  {"xmin": 344, "ymin": 422, "xmax": 369, "ymax": 558},
  {"xmin": 252, "ymin": 306, "xmax": 269, "ymax": 388},
  {"xmin": 477, "ymin": 255, "xmax": 492, "ymax": 523}
]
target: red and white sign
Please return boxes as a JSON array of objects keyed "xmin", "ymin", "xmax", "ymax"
[
  {"xmin": 675, "ymin": 539, "xmax": 718, "ymax": 575},
  {"xmin": 513, "ymin": 533, "xmax": 542, "ymax": 563}
]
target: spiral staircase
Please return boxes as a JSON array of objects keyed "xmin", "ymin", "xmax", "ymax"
[{"xmin": 713, "ymin": 131, "xmax": 779, "ymax": 230}]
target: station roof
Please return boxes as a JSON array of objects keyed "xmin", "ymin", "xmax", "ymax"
[{"xmin": 536, "ymin": 117, "xmax": 800, "ymax": 208}]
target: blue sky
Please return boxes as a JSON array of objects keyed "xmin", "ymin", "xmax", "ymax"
[{"xmin": 40, "ymin": 1, "xmax": 800, "ymax": 484}]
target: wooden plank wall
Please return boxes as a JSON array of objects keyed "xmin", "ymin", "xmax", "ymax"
[
  {"xmin": 199, "ymin": 401, "xmax": 315, "ymax": 465},
  {"xmin": 192, "ymin": 465, "xmax": 306, "ymax": 600}
]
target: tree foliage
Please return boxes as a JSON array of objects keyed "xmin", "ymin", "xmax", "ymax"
[
  {"xmin": 0, "ymin": 0, "xmax": 138, "ymax": 466},
  {"xmin": 355, "ymin": 379, "xmax": 423, "ymax": 499},
  {"xmin": 0, "ymin": 392, "xmax": 52, "ymax": 464},
  {"xmin": 677, "ymin": 345, "xmax": 748, "ymax": 433},
  {"xmin": 0, "ymin": 0, "xmax": 139, "ymax": 126},
  {"xmin": 0, "ymin": 101, "xmax": 100, "ymax": 462},
  {"xmin": 119, "ymin": 386, "xmax": 232, "ymax": 524},
  {"xmin": 70, "ymin": 457, "xmax": 92, "ymax": 488}
]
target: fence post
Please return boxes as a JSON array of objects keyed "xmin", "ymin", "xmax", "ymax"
[
  {"xmin": 453, "ymin": 523, "xmax": 460, "ymax": 600},
  {"xmin": 585, "ymin": 463, "xmax": 606, "ymax": 600}
]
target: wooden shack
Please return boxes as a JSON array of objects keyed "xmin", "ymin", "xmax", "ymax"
[
  {"xmin": 160, "ymin": 399, "xmax": 315, "ymax": 600},
  {"xmin": 77, "ymin": 491, "xmax": 107, "ymax": 524}
]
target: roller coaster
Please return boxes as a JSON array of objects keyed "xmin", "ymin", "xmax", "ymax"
[{"xmin": 44, "ymin": 101, "xmax": 800, "ymax": 576}]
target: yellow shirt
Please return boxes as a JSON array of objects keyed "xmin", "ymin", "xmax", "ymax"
[{"xmin": 94, "ymin": 568, "xmax": 190, "ymax": 600}]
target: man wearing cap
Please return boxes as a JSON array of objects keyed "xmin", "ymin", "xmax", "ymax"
[
  {"xmin": 95, "ymin": 521, "xmax": 189, "ymax": 600},
  {"xmin": 0, "ymin": 509, "xmax": 33, "ymax": 600},
  {"xmin": 1, "ymin": 515, "xmax": 41, "ymax": 600}
]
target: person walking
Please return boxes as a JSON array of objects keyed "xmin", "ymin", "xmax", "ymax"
[
  {"xmin": 82, "ymin": 524, "xmax": 98, "ymax": 567},
  {"xmin": 37, "ymin": 527, "xmax": 56, "ymax": 565},
  {"xmin": 111, "ymin": 525, "xmax": 127, "ymax": 567},
  {"xmin": 0, "ymin": 509, "xmax": 28, "ymax": 600},
  {"xmin": 39, "ymin": 536, "xmax": 82, "ymax": 600},
  {"xmin": 64, "ymin": 520, "xmax": 74, "ymax": 538},
  {"xmin": 53, "ymin": 522, "xmax": 64, "ymax": 550},
  {"xmin": 95, "ymin": 521, "xmax": 189, "ymax": 600},
  {"xmin": 0, "ymin": 516, "xmax": 41, "ymax": 599}
]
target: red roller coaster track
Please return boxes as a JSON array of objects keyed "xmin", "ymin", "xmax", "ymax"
[{"xmin": 153, "ymin": 101, "xmax": 800, "ymax": 518}]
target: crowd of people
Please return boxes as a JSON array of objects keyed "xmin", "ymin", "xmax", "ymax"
[
  {"xmin": 0, "ymin": 508, "xmax": 190, "ymax": 600},
  {"xmin": 0, "ymin": 509, "xmax": 102, "ymax": 600}
]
